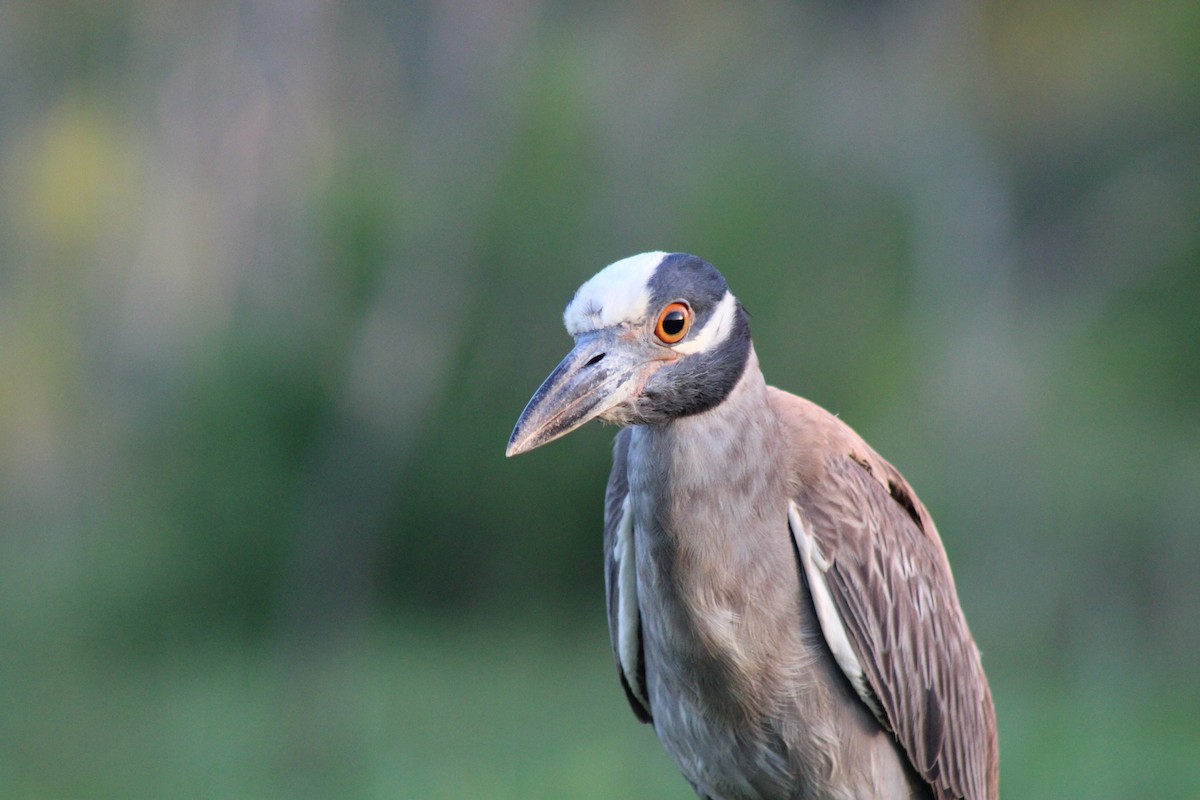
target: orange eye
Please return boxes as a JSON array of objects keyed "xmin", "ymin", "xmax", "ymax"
[{"xmin": 654, "ymin": 302, "xmax": 691, "ymax": 344}]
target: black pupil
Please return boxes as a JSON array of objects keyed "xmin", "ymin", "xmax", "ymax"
[{"xmin": 662, "ymin": 310, "xmax": 686, "ymax": 336}]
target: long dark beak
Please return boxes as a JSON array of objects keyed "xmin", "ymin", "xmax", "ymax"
[{"xmin": 506, "ymin": 331, "xmax": 641, "ymax": 457}]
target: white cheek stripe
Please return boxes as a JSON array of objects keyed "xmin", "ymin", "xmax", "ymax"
[
  {"xmin": 788, "ymin": 501, "xmax": 885, "ymax": 723},
  {"xmin": 673, "ymin": 290, "xmax": 737, "ymax": 355},
  {"xmin": 614, "ymin": 495, "xmax": 648, "ymax": 707},
  {"xmin": 564, "ymin": 251, "xmax": 667, "ymax": 335}
]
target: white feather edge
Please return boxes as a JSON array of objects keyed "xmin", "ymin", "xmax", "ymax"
[
  {"xmin": 614, "ymin": 494, "xmax": 648, "ymax": 708},
  {"xmin": 788, "ymin": 500, "xmax": 885, "ymax": 722}
]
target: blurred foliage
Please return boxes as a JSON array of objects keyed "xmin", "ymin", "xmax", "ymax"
[{"xmin": 1, "ymin": 0, "xmax": 1198, "ymax": 797}]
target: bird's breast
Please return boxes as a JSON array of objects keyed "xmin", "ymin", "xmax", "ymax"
[
  {"xmin": 624, "ymin": 420, "xmax": 829, "ymax": 798},
  {"xmin": 627, "ymin": 471, "xmax": 807, "ymax": 713}
]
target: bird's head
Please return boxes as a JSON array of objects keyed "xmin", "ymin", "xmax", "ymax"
[{"xmin": 506, "ymin": 252, "xmax": 751, "ymax": 457}]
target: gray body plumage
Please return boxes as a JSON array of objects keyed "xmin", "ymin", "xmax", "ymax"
[
  {"xmin": 614, "ymin": 353, "xmax": 925, "ymax": 799},
  {"xmin": 509, "ymin": 253, "xmax": 998, "ymax": 800}
]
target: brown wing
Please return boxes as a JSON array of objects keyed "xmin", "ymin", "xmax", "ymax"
[
  {"xmin": 603, "ymin": 428, "xmax": 652, "ymax": 723},
  {"xmin": 773, "ymin": 389, "xmax": 998, "ymax": 800}
]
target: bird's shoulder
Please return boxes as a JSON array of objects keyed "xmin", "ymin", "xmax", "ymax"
[{"xmin": 765, "ymin": 386, "xmax": 935, "ymax": 539}]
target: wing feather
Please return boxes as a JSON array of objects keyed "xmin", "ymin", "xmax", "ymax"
[
  {"xmin": 775, "ymin": 391, "xmax": 998, "ymax": 800},
  {"xmin": 604, "ymin": 428, "xmax": 651, "ymax": 723}
]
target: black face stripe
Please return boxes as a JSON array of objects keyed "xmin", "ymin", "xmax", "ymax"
[{"xmin": 633, "ymin": 301, "xmax": 752, "ymax": 422}]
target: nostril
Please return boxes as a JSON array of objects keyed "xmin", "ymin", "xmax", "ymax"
[{"xmin": 585, "ymin": 352, "xmax": 606, "ymax": 367}]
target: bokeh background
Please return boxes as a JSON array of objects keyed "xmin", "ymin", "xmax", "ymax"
[{"xmin": 2, "ymin": 1, "xmax": 1198, "ymax": 797}]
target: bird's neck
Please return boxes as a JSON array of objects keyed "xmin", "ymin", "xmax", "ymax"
[
  {"xmin": 627, "ymin": 346, "xmax": 798, "ymax": 714},
  {"xmin": 631, "ymin": 346, "xmax": 786, "ymax": 532},
  {"xmin": 663, "ymin": 343, "xmax": 775, "ymax": 449}
]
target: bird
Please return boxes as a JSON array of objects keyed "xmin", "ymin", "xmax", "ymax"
[{"xmin": 506, "ymin": 252, "xmax": 998, "ymax": 800}]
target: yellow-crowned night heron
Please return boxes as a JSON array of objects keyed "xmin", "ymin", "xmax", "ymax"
[{"xmin": 507, "ymin": 252, "xmax": 998, "ymax": 800}]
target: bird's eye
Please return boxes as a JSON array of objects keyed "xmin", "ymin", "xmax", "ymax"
[{"xmin": 654, "ymin": 302, "xmax": 691, "ymax": 344}]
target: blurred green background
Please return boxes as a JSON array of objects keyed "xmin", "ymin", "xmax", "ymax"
[{"xmin": 2, "ymin": 1, "xmax": 1198, "ymax": 797}]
